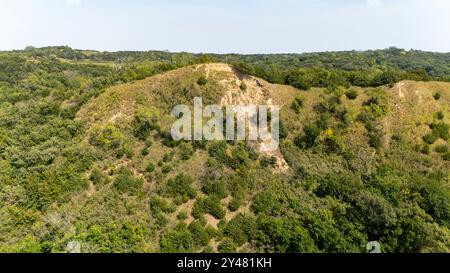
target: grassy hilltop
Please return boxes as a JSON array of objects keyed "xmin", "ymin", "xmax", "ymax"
[{"xmin": 0, "ymin": 47, "xmax": 449, "ymax": 253}]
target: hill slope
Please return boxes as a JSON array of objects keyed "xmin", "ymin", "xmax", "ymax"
[{"xmin": 1, "ymin": 63, "xmax": 449, "ymax": 253}]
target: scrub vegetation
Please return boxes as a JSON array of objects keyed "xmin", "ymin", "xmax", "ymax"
[{"xmin": 0, "ymin": 46, "xmax": 449, "ymax": 253}]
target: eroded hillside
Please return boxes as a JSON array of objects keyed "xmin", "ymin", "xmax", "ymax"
[
  {"xmin": 70, "ymin": 64, "xmax": 450, "ymax": 252},
  {"xmin": 1, "ymin": 62, "xmax": 449, "ymax": 253}
]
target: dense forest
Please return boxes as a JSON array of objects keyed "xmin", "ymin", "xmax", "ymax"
[{"xmin": 0, "ymin": 46, "xmax": 449, "ymax": 253}]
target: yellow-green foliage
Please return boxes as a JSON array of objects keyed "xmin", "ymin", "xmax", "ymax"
[{"xmin": 0, "ymin": 51, "xmax": 449, "ymax": 254}]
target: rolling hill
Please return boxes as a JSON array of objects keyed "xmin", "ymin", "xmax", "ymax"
[{"xmin": 0, "ymin": 51, "xmax": 449, "ymax": 253}]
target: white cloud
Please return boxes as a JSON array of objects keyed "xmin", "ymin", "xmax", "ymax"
[
  {"xmin": 66, "ymin": 0, "xmax": 81, "ymax": 6},
  {"xmin": 366, "ymin": 0, "xmax": 382, "ymax": 7}
]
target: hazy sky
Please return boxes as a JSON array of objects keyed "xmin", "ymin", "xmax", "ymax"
[{"xmin": 1, "ymin": 0, "xmax": 449, "ymax": 53}]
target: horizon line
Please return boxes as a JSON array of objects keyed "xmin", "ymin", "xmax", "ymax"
[{"xmin": 2, "ymin": 45, "xmax": 450, "ymax": 55}]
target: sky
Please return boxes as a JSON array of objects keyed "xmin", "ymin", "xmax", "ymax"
[{"xmin": 0, "ymin": 0, "xmax": 449, "ymax": 53}]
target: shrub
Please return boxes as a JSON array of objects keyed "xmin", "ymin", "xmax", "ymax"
[
  {"xmin": 202, "ymin": 180, "xmax": 228, "ymax": 199},
  {"xmin": 163, "ymin": 152, "xmax": 174, "ymax": 162},
  {"xmin": 291, "ymin": 97, "xmax": 304, "ymax": 113},
  {"xmin": 189, "ymin": 221, "xmax": 211, "ymax": 247},
  {"xmin": 423, "ymin": 132, "xmax": 439, "ymax": 145},
  {"xmin": 347, "ymin": 191, "xmax": 396, "ymax": 243},
  {"xmin": 436, "ymin": 111, "xmax": 444, "ymax": 120},
  {"xmin": 260, "ymin": 156, "xmax": 277, "ymax": 168},
  {"xmin": 251, "ymin": 191, "xmax": 282, "ymax": 215},
  {"xmin": 285, "ymin": 68, "xmax": 337, "ymax": 90},
  {"xmin": 433, "ymin": 92, "xmax": 441, "ymax": 100},
  {"xmin": 192, "ymin": 199, "xmax": 205, "ymax": 218},
  {"xmin": 209, "ymin": 142, "xmax": 250, "ymax": 170},
  {"xmin": 208, "ymin": 141, "xmax": 228, "ymax": 163},
  {"xmin": 228, "ymin": 145, "xmax": 250, "ymax": 170},
  {"xmin": 322, "ymin": 135, "xmax": 344, "ymax": 154},
  {"xmin": 434, "ymin": 145, "xmax": 448, "ymax": 154},
  {"xmin": 218, "ymin": 238, "xmax": 237, "ymax": 253},
  {"xmin": 160, "ymin": 223, "xmax": 194, "ymax": 253},
  {"xmin": 362, "ymin": 89, "xmax": 389, "ymax": 118},
  {"xmin": 255, "ymin": 215, "xmax": 318, "ymax": 253},
  {"xmin": 133, "ymin": 108, "xmax": 161, "ymax": 141},
  {"xmin": 368, "ymin": 131, "xmax": 383, "ymax": 149},
  {"xmin": 443, "ymin": 153, "xmax": 450, "ymax": 161},
  {"xmin": 203, "ymin": 196, "xmax": 226, "ymax": 219},
  {"xmin": 345, "ymin": 88, "xmax": 359, "ymax": 100},
  {"xmin": 179, "ymin": 142, "xmax": 195, "ymax": 160},
  {"xmin": 162, "ymin": 165, "xmax": 173, "ymax": 174},
  {"xmin": 294, "ymin": 125, "xmax": 321, "ymax": 149},
  {"xmin": 356, "ymin": 91, "xmax": 388, "ymax": 149},
  {"xmin": 89, "ymin": 124, "xmax": 130, "ymax": 158},
  {"xmin": 149, "ymin": 195, "xmax": 176, "ymax": 215},
  {"xmin": 113, "ymin": 167, "xmax": 144, "ymax": 195},
  {"xmin": 197, "ymin": 76, "xmax": 207, "ymax": 86},
  {"xmin": 192, "ymin": 196, "xmax": 226, "ymax": 219},
  {"xmin": 166, "ymin": 174, "xmax": 197, "ymax": 201},
  {"xmin": 161, "ymin": 131, "xmax": 181, "ymax": 147},
  {"xmin": 240, "ymin": 82, "xmax": 247, "ymax": 91},
  {"xmin": 315, "ymin": 173, "xmax": 361, "ymax": 200},
  {"xmin": 146, "ymin": 162, "xmax": 155, "ymax": 173},
  {"xmin": 247, "ymin": 147, "xmax": 259, "ymax": 161},
  {"xmin": 141, "ymin": 147, "xmax": 149, "ymax": 156},
  {"xmin": 336, "ymin": 107, "xmax": 351, "ymax": 128},
  {"xmin": 317, "ymin": 113, "xmax": 332, "ymax": 130},
  {"xmin": 371, "ymin": 71, "xmax": 399, "ymax": 86},
  {"xmin": 89, "ymin": 167, "xmax": 108, "ymax": 186},
  {"xmin": 198, "ymin": 55, "xmax": 214, "ymax": 63},
  {"xmin": 430, "ymin": 122, "xmax": 450, "ymax": 141},
  {"xmin": 223, "ymin": 214, "xmax": 257, "ymax": 246},
  {"xmin": 0, "ymin": 235, "xmax": 42, "ymax": 253},
  {"xmin": 421, "ymin": 144, "xmax": 430, "ymax": 155},
  {"xmin": 410, "ymin": 174, "xmax": 450, "ymax": 227},
  {"xmin": 228, "ymin": 197, "xmax": 243, "ymax": 212},
  {"xmin": 178, "ymin": 210, "xmax": 188, "ymax": 221}
]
